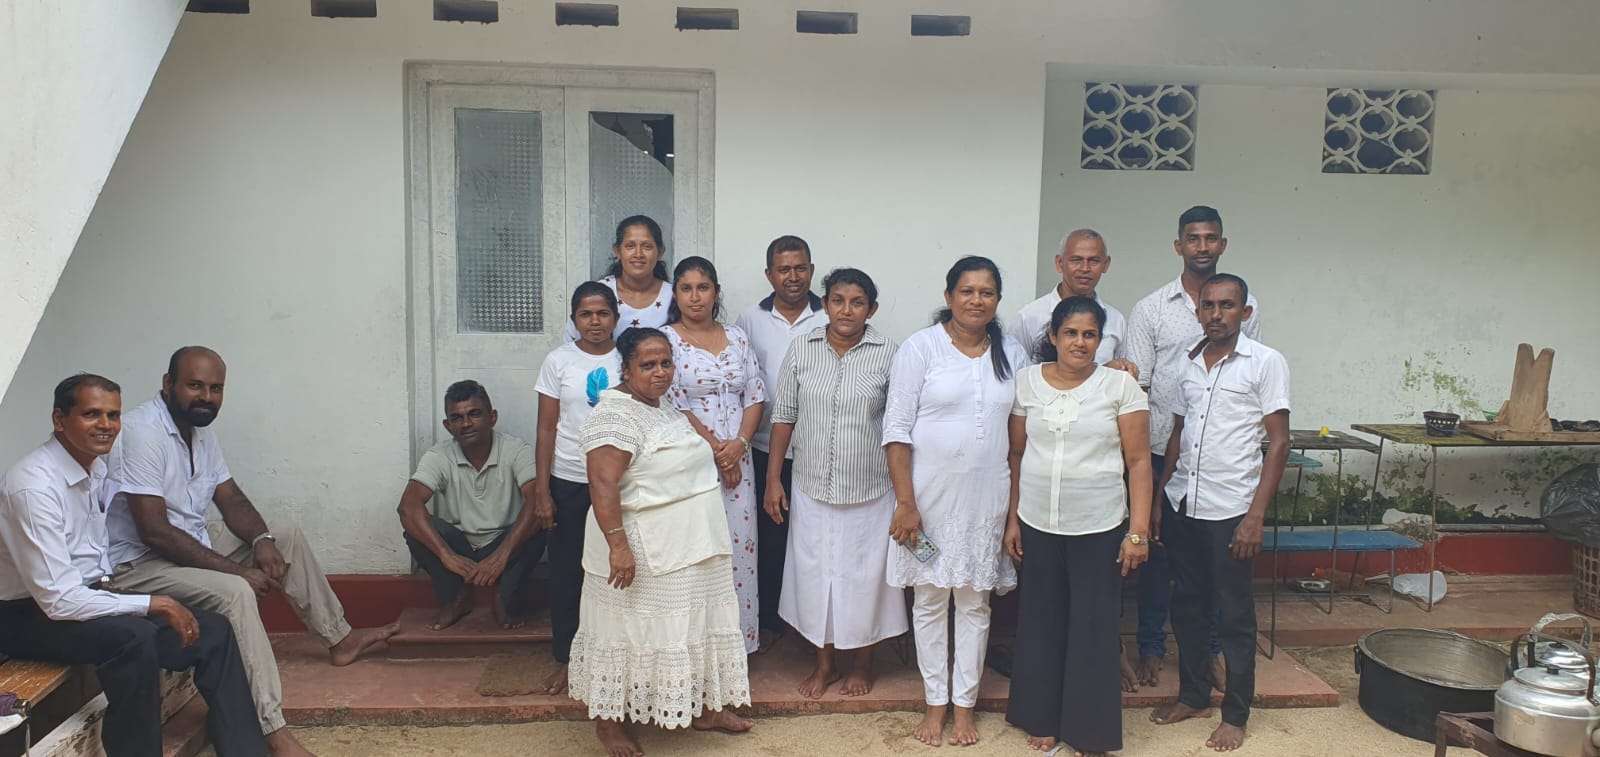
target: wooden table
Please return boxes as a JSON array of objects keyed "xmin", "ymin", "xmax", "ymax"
[
  {"xmin": 1352, "ymin": 423, "xmax": 1598, "ymax": 611},
  {"xmin": 1433, "ymin": 712, "xmax": 1542, "ymax": 757}
]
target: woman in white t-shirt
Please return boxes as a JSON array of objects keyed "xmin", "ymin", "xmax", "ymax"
[
  {"xmin": 1002, "ymin": 296, "xmax": 1153, "ymax": 757},
  {"xmin": 564, "ymin": 215, "xmax": 673, "ymax": 341},
  {"xmin": 534, "ymin": 281, "xmax": 623, "ymax": 695}
]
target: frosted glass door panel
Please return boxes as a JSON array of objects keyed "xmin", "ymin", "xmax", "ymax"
[
  {"xmin": 588, "ymin": 112, "xmax": 674, "ymax": 278},
  {"xmin": 456, "ymin": 108, "xmax": 544, "ymax": 333}
]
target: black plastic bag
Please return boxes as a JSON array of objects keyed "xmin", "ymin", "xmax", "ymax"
[{"xmin": 1543, "ymin": 464, "xmax": 1600, "ymax": 548}]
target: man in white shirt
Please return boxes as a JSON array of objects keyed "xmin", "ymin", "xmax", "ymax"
[
  {"xmin": 1009, "ymin": 228, "xmax": 1136, "ymax": 373},
  {"xmin": 733, "ymin": 235, "xmax": 828, "ymax": 648},
  {"xmin": 103, "ymin": 346, "xmax": 397, "ymax": 756},
  {"xmin": 397, "ymin": 380, "xmax": 545, "ymax": 632},
  {"xmin": 1148, "ymin": 274, "xmax": 1290, "ymax": 752},
  {"xmin": 0, "ymin": 374, "xmax": 265, "ymax": 757},
  {"xmin": 1125, "ymin": 206, "xmax": 1261, "ymax": 687}
]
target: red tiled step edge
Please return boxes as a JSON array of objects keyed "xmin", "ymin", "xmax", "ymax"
[{"xmin": 273, "ymin": 633, "xmax": 1336, "ymax": 728}]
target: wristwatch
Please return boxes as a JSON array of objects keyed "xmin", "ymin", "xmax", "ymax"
[
  {"xmin": 1125, "ymin": 533, "xmax": 1146, "ymax": 546},
  {"xmin": 251, "ymin": 533, "xmax": 277, "ymax": 549}
]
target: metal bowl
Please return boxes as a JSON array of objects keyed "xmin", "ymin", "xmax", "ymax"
[{"xmin": 1358, "ymin": 627, "xmax": 1506, "ymax": 690}]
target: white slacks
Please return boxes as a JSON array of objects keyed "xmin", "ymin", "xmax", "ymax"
[{"xmin": 911, "ymin": 584, "xmax": 992, "ymax": 708}]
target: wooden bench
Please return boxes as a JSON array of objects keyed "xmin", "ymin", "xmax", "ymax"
[{"xmin": 0, "ymin": 659, "xmax": 73, "ymax": 719}]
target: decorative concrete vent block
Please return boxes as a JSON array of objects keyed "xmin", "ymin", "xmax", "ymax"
[
  {"xmin": 796, "ymin": 11, "xmax": 858, "ymax": 34},
  {"xmin": 1323, "ymin": 88, "xmax": 1435, "ymax": 174},
  {"xmin": 312, "ymin": 0, "xmax": 377, "ymax": 18},
  {"xmin": 435, "ymin": 0, "xmax": 498, "ymax": 23},
  {"xmin": 1081, "ymin": 83, "xmax": 1197, "ymax": 170},
  {"xmin": 677, "ymin": 7, "xmax": 739, "ymax": 30},
  {"xmin": 911, "ymin": 14, "xmax": 971, "ymax": 37},
  {"xmin": 556, "ymin": 3, "xmax": 619, "ymax": 26}
]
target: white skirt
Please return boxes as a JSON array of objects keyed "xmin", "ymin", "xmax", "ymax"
[
  {"xmin": 568, "ymin": 553, "xmax": 751, "ymax": 728},
  {"xmin": 778, "ymin": 487, "xmax": 910, "ymax": 650}
]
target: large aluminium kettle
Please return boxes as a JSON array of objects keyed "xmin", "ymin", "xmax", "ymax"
[
  {"xmin": 1506, "ymin": 614, "xmax": 1595, "ymax": 683},
  {"xmin": 1495, "ymin": 632, "xmax": 1600, "ymax": 757}
]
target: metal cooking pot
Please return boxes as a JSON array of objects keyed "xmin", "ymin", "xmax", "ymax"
[
  {"xmin": 1496, "ymin": 633, "xmax": 1600, "ymax": 757},
  {"xmin": 1508, "ymin": 614, "xmax": 1595, "ymax": 683},
  {"xmin": 1355, "ymin": 628, "xmax": 1508, "ymax": 741}
]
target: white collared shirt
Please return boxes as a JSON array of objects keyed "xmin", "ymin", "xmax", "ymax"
[
  {"xmin": 1009, "ymin": 288, "xmax": 1127, "ymax": 365},
  {"xmin": 733, "ymin": 293, "xmax": 828, "ymax": 454},
  {"xmin": 103, "ymin": 397, "xmax": 233, "ymax": 566},
  {"xmin": 0, "ymin": 437, "xmax": 151, "ymax": 620},
  {"xmin": 1163, "ymin": 334, "xmax": 1291, "ymax": 521},
  {"xmin": 1127, "ymin": 277, "xmax": 1261, "ymax": 452}
]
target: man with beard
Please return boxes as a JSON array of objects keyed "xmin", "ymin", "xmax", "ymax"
[
  {"xmin": 104, "ymin": 346, "xmax": 398, "ymax": 757},
  {"xmin": 1124, "ymin": 206, "xmax": 1260, "ymax": 692}
]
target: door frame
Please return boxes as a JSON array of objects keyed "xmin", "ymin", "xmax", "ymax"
[{"xmin": 404, "ymin": 63, "xmax": 715, "ymax": 464}]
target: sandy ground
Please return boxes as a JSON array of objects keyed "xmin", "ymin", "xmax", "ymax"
[{"xmin": 259, "ymin": 647, "xmax": 1476, "ymax": 756}]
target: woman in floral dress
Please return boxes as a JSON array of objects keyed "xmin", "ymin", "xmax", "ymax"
[{"xmin": 661, "ymin": 256, "xmax": 767, "ymax": 653}]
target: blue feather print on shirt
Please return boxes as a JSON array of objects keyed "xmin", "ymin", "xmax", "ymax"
[{"xmin": 585, "ymin": 367, "xmax": 609, "ymax": 407}]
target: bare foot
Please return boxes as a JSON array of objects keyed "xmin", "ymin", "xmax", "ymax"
[
  {"xmin": 947, "ymin": 706, "xmax": 980, "ymax": 746},
  {"xmin": 1120, "ymin": 654, "xmax": 1139, "ymax": 693},
  {"xmin": 915, "ymin": 704, "xmax": 947, "ymax": 747},
  {"xmin": 690, "ymin": 709, "xmax": 752, "ymax": 733},
  {"xmin": 596, "ymin": 719, "xmax": 643, "ymax": 757},
  {"xmin": 329, "ymin": 622, "xmax": 400, "ymax": 666},
  {"xmin": 1136, "ymin": 653, "xmax": 1164, "ymax": 687},
  {"xmin": 1024, "ymin": 734, "xmax": 1056, "ymax": 752},
  {"xmin": 541, "ymin": 664, "xmax": 569, "ymax": 696},
  {"xmin": 1206, "ymin": 722, "xmax": 1246, "ymax": 751},
  {"xmin": 1076, "ymin": 752, "xmax": 1108, "ymax": 757},
  {"xmin": 797, "ymin": 665, "xmax": 840, "ymax": 699},
  {"xmin": 1150, "ymin": 701, "xmax": 1213, "ymax": 725},
  {"xmin": 839, "ymin": 646, "xmax": 877, "ymax": 697},
  {"xmin": 1210, "ymin": 655, "xmax": 1228, "ymax": 694},
  {"xmin": 265, "ymin": 726, "xmax": 317, "ymax": 757},
  {"xmin": 491, "ymin": 592, "xmax": 525, "ymax": 630},
  {"xmin": 428, "ymin": 593, "xmax": 471, "ymax": 631}
]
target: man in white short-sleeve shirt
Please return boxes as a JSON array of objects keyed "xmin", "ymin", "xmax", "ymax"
[
  {"xmin": 733, "ymin": 234, "xmax": 827, "ymax": 645},
  {"xmin": 0, "ymin": 374, "xmax": 265, "ymax": 757},
  {"xmin": 104, "ymin": 347, "xmax": 396, "ymax": 754},
  {"xmin": 1124, "ymin": 205, "xmax": 1259, "ymax": 687},
  {"xmin": 1009, "ymin": 229, "xmax": 1134, "ymax": 371},
  {"xmin": 397, "ymin": 380, "xmax": 544, "ymax": 632},
  {"xmin": 1150, "ymin": 273, "xmax": 1289, "ymax": 752}
]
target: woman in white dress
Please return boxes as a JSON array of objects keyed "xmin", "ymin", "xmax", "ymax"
[
  {"xmin": 1002, "ymin": 296, "xmax": 1152, "ymax": 757},
  {"xmin": 565, "ymin": 215, "xmax": 673, "ymax": 342},
  {"xmin": 660, "ymin": 256, "xmax": 767, "ymax": 654},
  {"xmin": 763, "ymin": 268, "xmax": 907, "ymax": 699},
  {"xmin": 885, "ymin": 255, "xmax": 1027, "ymax": 748},
  {"xmin": 570, "ymin": 327, "xmax": 752, "ymax": 757},
  {"xmin": 532, "ymin": 281, "xmax": 622, "ymax": 695}
]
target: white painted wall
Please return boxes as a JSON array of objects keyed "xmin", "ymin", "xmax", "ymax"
[
  {"xmin": 0, "ymin": 0, "xmax": 186, "ymax": 401},
  {"xmin": 1037, "ymin": 75, "xmax": 1600, "ymax": 517},
  {"xmin": 3, "ymin": 0, "xmax": 1598, "ymax": 571}
]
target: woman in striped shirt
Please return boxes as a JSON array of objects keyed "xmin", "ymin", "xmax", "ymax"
[{"xmin": 763, "ymin": 268, "xmax": 906, "ymax": 700}]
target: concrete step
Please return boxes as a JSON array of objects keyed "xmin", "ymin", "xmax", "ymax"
[{"xmin": 384, "ymin": 608, "xmax": 553, "ymax": 659}]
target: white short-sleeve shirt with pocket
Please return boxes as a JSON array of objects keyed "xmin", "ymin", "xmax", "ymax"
[
  {"xmin": 1012, "ymin": 364, "xmax": 1148, "ymax": 535},
  {"xmin": 103, "ymin": 397, "xmax": 233, "ymax": 567},
  {"xmin": 535, "ymin": 342, "xmax": 622, "ymax": 483}
]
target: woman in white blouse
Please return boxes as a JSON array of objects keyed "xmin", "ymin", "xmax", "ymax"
[
  {"xmin": 570, "ymin": 327, "xmax": 752, "ymax": 757},
  {"xmin": 1002, "ymin": 296, "xmax": 1152, "ymax": 757},
  {"xmin": 564, "ymin": 215, "xmax": 673, "ymax": 341},
  {"xmin": 885, "ymin": 255, "xmax": 1027, "ymax": 747},
  {"xmin": 532, "ymin": 282, "xmax": 622, "ymax": 695},
  {"xmin": 661, "ymin": 256, "xmax": 767, "ymax": 653}
]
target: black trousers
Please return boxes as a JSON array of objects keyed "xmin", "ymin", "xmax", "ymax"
[
  {"xmin": 1167, "ymin": 508, "xmax": 1257, "ymax": 726},
  {"xmin": 546, "ymin": 477, "xmax": 592, "ymax": 664},
  {"xmin": 403, "ymin": 516, "xmax": 541, "ymax": 610},
  {"xmin": 751, "ymin": 448, "xmax": 792, "ymax": 632},
  {"xmin": 1005, "ymin": 521, "xmax": 1126, "ymax": 753},
  {"xmin": 0, "ymin": 599, "xmax": 266, "ymax": 757}
]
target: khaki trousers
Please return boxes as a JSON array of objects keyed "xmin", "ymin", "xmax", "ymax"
[{"xmin": 112, "ymin": 520, "xmax": 351, "ymax": 734}]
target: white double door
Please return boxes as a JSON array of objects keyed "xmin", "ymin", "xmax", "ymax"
[{"xmin": 413, "ymin": 81, "xmax": 704, "ymax": 452}]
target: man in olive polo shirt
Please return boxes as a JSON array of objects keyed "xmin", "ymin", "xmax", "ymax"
[{"xmin": 396, "ymin": 381, "xmax": 549, "ymax": 630}]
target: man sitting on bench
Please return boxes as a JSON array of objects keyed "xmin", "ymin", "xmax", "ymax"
[
  {"xmin": 397, "ymin": 380, "xmax": 547, "ymax": 630},
  {"xmin": 0, "ymin": 374, "xmax": 265, "ymax": 757}
]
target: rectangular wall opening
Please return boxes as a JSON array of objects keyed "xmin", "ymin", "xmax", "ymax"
[
  {"xmin": 435, "ymin": 0, "xmax": 498, "ymax": 23},
  {"xmin": 676, "ymin": 7, "xmax": 739, "ymax": 30},
  {"xmin": 312, "ymin": 0, "xmax": 378, "ymax": 18},
  {"xmin": 556, "ymin": 3, "xmax": 619, "ymax": 26},
  {"xmin": 911, "ymin": 14, "xmax": 970, "ymax": 37},
  {"xmin": 796, "ymin": 10, "xmax": 857, "ymax": 34},
  {"xmin": 185, "ymin": 0, "xmax": 249, "ymax": 13}
]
